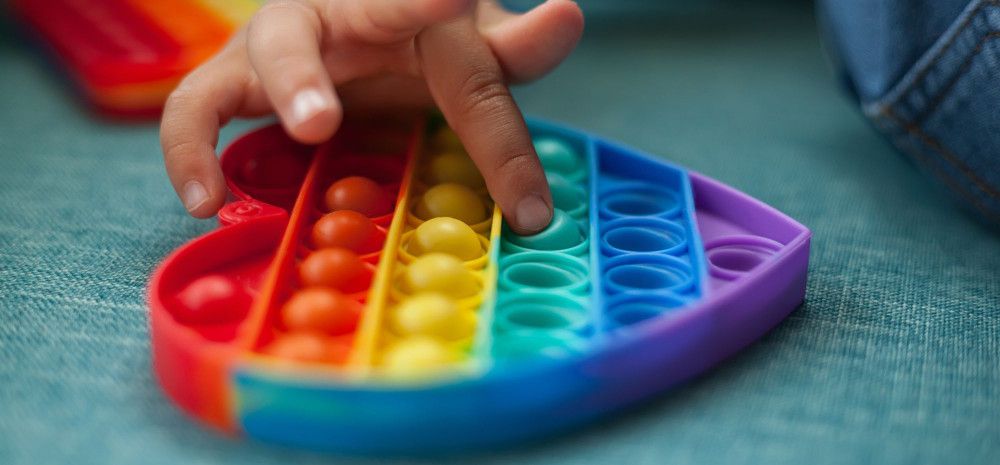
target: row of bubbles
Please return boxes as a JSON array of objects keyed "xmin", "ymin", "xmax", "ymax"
[
  {"xmin": 370, "ymin": 123, "xmax": 496, "ymax": 378},
  {"xmin": 594, "ymin": 142, "xmax": 705, "ymax": 329},
  {"xmin": 491, "ymin": 132, "xmax": 593, "ymax": 362},
  {"xmin": 258, "ymin": 135, "xmax": 407, "ymax": 365}
]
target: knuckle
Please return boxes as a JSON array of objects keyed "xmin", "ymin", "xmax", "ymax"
[
  {"xmin": 491, "ymin": 150, "xmax": 537, "ymax": 178},
  {"xmin": 248, "ymin": 0, "xmax": 320, "ymax": 41},
  {"xmin": 455, "ymin": 68, "xmax": 511, "ymax": 118}
]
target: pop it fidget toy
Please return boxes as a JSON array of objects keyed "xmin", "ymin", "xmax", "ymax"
[
  {"xmin": 149, "ymin": 115, "xmax": 811, "ymax": 453},
  {"xmin": 12, "ymin": 0, "xmax": 259, "ymax": 116}
]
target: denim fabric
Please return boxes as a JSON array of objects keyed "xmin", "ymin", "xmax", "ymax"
[
  {"xmin": 818, "ymin": 0, "xmax": 1000, "ymax": 227},
  {"xmin": 2, "ymin": 2, "xmax": 999, "ymax": 465}
]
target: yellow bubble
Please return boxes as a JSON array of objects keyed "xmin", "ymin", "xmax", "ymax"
[
  {"xmin": 382, "ymin": 336, "xmax": 456, "ymax": 377},
  {"xmin": 425, "ymin": 152, "xmax": 485, "ymax": 188},
  {"xmin": 410, "ymin": 217, "xmax": 482, "ymax": 260},
  {"xmin": 405, "ymin": 253, "xmax": 479, "ymax": 298},
  {"xmin": 415, "ymin": 183, "xmax": 487, "ymax": 224},
  {"xmin": 390, "ymin": 293, "xmax": 472, "ymax": 339},
  {"xmin": 431, "ymin": 127, "xmax": 463, "ymax": 151}
]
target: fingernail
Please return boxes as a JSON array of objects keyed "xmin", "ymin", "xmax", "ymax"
[
  {"xmin": 289, "ymin": 88, "xmax": 329, "ymax": 127},
  {"xmin": 516, "ymin": 195, "xmax": 552, "ymax": 233},
  {"xmin": 182, "ymin": 180, "xmax": 209, "ymax": 212}
]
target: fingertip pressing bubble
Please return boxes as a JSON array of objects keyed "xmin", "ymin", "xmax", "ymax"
[
  {"xmin": 281, "ymin": 288, "xmax": 361, "ymax": 335},
  {"xmin": 324, "ymin": 176, "xmax": 393, "ymax": 217},
  {"xmin": 404, "ymin": 253, "xmax": 479, "ymax": 298},
  {"xmin": 312, "ymin": 210, "xmax": 381, "ymax": 253},
  {"xmin": 506, "ymin": 209, "xmax": 582, "ymax": 251},
  {"xmin": 414, "ymin": 183, "xmax": 487, "ymax": 224},
  {"xmin": 298, "ymin": 248, "xmax": 369, "ymax": 292},
  {"xmin": 410, "ymin": 217, "xmax": 482, "ymax": 261}
]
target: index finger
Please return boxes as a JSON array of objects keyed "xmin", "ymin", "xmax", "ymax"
[{"xmin": 415, "ymin": 16, "xmax": 552, "ymax": 234}]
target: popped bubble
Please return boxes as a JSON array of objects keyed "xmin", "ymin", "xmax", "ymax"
[
  {"xmin": 415, "ymin": 183, "xmax": 487, "ymax": 225},
  {"xmin": 410, "ymin": 217, "xmax": 482, "ymax": 261}
]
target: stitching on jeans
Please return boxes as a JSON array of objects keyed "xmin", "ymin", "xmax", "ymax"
[
  {"xmin": 876, "ymin": 13, "xmax": 1000, "ymax": 202},
  {"xmin": 911, "ymin": 32, "xmax": 1000, "ymax": 123},
  {"xmin": 888, "ymin": 1, "xmax": 1000, "ymax": 108},
  {"xmin": 884, "ymin": 107, "xmax": 1000, "ymax": 223}
]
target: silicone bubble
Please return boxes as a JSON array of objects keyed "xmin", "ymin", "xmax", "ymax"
[
  {"xmin": 312, "ymin": 210, "xmax": 383, "ymax": 254},
  {"xmin": 547, "ymin": 174, "xmax": 587, "ymax": 218},
  {"xmin": 601, "ymin": 218, "xmax": 686, "ymax": 256},
  {"xmin": 298, "ymin": 248, "xmax": 370, "ymax": 293},
  {"xmin": 499, "ymin": 252, "xmax": 588, "ymax": 294},
  {"xmin": 414, "ymin": 183, "xmax": 487, "ymax": 225},
  {"xmin": 281, "ymin": 288, "xmax": 361, "ymax": 335},
  {"xmin": 491, "ymin": 330, "xmax": 587, "ymax": 361},
  {"xmin": 494, "ymin": 294, "xmax": 588, "ymax": 334},
  {"xmin": 323, "ymin": 176, "xmax": 394, "ymax": 217},
  {"xmin": 430, "ymin": 126, "xmax": 463, "ymax": 152},
  {"xmin": 604, "ymin": 255, "xmax": 694, "ymax": 294},
  {"xmin": 410, "ymin": 217, "xmax": 483, "ymax": 261},
  {"xmin": 262, "ymin": 332, "xmax": 351, "ymax": 364},
  {"xmin": 173, "ymin": 274, "xmax": 251, "ymax": 324},
  {"xmin": 382, "ymin": 337, "xmax": 457, "ymax": 377},
  {"xmin": 600, "ymin": 187, "xmax": 680, "ymax": 219},
  {"xmin": 505, "ymin": 209, "xmax": 584, "ymax": 252},
  {"xmin": 705, "ymin": 235, "xmax": 782, "ymax": 280},
  {"xmin": 533, "ymin": 136, "xmax": 583, "ymax": 181},
  {"xmin": 390, "ymin": 293, "xmax": 473, "ymax": 340},
  {"xmin": 606, "ymin": 294, "xmax": 686, "ymax": 329},
  {"xmin": 239, "ymin": 151, "xmax": 309, "ymax": 189},
  {"xmin": 404, "ymin": 253, "xmax": 479, "ymax": 298},
  {"xmin": 424, "ymin": 151, "xmax": 485, "ymax": 188}
]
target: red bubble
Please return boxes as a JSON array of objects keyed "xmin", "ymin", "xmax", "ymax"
[
  {"xmin": 323, "ymin": 176, "xmax": 393, "ymax": 217},
  {"xmin": 312, "ymin": 210, "xmax": 382, "ymax": 253},
  {"xmin": 173, "ymin": 274, "xmax": 250, "ymax": 324}
]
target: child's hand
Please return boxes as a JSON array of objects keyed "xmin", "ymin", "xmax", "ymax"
[{"xmin": 160, "ymin": 0, "xmax": 583, "ymax": 234}]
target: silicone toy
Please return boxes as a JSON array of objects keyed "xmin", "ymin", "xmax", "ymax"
[
  {"xmin": 148, "ymin": 115, "xmax": 811, "ymax": 453},
  {"xmin": 12, "ymin": 0, "xmax": 259, "ymax": 116}
]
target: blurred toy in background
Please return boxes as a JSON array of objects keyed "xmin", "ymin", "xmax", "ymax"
[{"xmin": 11, "ymin": 0, "xmax": 260, "ymax": 117}]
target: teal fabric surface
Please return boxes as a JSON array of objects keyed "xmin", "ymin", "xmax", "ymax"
[{"xmin": 1, "ymin": 2, "xmax": 998, "ymax": 464}]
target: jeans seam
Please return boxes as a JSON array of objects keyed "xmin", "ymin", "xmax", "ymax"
[
  {"xmin": 883, "ymin": 107, "xmax": 1000, "ymax": 223},
  {"xmin": 873, "ymin": 2, "xmax": 1000, "ymax": 213},
  {"xmin": 886, "ymin": 0, "xmax": 1000, "ymax": 109}
]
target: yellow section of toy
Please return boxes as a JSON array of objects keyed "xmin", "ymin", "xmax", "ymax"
[{"xmin": 352, "ymin": 122, "xmax": 501, "ymax": 380}]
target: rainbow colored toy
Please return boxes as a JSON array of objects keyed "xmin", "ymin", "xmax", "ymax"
[
  {"xmin": 148, "ymin": 115, "xmax": 811, "ymax": 453},
  {"xmin": 12, "ymin": 0, "xmax": 257, "ymax": 116}
]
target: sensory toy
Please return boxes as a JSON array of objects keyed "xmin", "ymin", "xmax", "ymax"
[
  {"xmin": 12, "ymin": 0, "xmax": 260, "ymax": 116},
  {"xmin": 148, "ymin": 115, "xmax": 811, "ymax": 453}
]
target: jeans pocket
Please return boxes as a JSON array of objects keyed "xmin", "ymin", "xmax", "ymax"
[{"xmin": 865, "ymin": 0, "xmax": 1000, "ymax": 228}]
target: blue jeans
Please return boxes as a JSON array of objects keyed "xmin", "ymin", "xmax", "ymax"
[{"xmin": 818, "ymin": 0, "xmax": 1000, "ymax": 228}]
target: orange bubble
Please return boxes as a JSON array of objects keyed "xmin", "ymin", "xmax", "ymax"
[
  {"xmin": 323, "ymin": 176, "xmax": 394, "ymax": 217},
  {"xmin": 281, "ymin": 288, "xmax": 362, "ymax": 335},
  {"xmin": 312, "ymin": 210, "xmax": 382, "ymax": 253},
  {"xmin": 299, "ymin": 248, "xmax": 370, "ymax": 292},
  {"xmin": 262, "ymin": 332, "xmax": 352, "ymax": 364}
]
